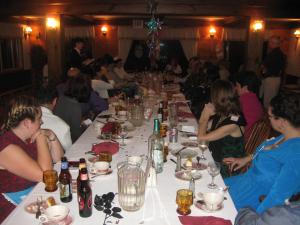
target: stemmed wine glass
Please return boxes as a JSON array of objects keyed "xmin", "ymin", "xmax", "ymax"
[
  {"xmin": 198, "ymin": 139, "xmax": 208, "ymax": 160},
  {"xmin": 119, "ymin": 125, "xmax": 128, "ymax": 146},
  {"xmin": 207, "ymin": 161, "xmax": 221, "ymax": 189}
]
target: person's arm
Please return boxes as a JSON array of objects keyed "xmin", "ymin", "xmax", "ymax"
[
  {"xmin": 0, "ymin": 132, "xmax": 52, "ymax": 182},
  {"xmin": 41, "ymin": 129, "xmax": 64, "ymax": 162},
  {"xmin": 235, "ymin": 205, "xmax": 300, "ymax": 225},
  {"xmin": 256, "ymin": 157, "xmax": 300, "ymax": 213}
]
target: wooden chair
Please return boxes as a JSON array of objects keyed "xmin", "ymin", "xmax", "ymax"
[{"xmin": 242, "ymin": 116, "xmax": 272, "ymax": 172}]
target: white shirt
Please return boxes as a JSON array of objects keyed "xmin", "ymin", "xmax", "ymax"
[
  {"xmin": 41, "ymin": 106, "xmax": 72, "ymax": 151},
  {"xmin": 113, "ymin": 67, "xmax": 133, "ymax": 80},
  {"xmin": 91, "ymin": 79, "xmax": 113, "ymax": 99}
]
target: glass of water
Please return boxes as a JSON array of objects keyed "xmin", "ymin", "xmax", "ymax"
[
  {"xmin": 207, "ymin": 161, "xmax": 221, "ymax": 189},
  {"xmin": 198, "ymin": 139, "xmax": 208, "ymax": 160}
]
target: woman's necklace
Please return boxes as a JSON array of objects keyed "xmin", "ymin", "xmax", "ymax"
[{"xmin": 252, "ymin": 136, "xmax": 285, "ymax": 160}]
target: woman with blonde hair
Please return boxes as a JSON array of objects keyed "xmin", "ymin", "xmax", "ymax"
[
  {"xmin": 198, "ymin": 80, "xmax": 246, "ymax": 177},
  {"xmin": 0, "ymin": 96, "xmax": 63, "ymax": 222}
]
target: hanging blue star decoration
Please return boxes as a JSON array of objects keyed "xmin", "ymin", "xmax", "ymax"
[{"xmin": 146, "ymin": 0, "xmax": 163, "ymax": 59}]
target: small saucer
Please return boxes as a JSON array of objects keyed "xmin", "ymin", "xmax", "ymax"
[
  {"xmin": 184, "ymin": 162, "xmax": 207, "ymax": 170},
  {"xmin": 181, "ymin": 142, "xmax": 198, "ymax": 148},
  {"xmin": 24, "ymin": 200, "xmax": 48, "ymax": 214},
  {"xmin": 194, "ymin": 200, "xmax": 223, "ymax": 213},
  {"xmin": 42, "ymin": 215, "xmax": 73, "ymax": 225},
  {"xmin": 175, "ymin": 170, "xmax": 202, "ymax": 181},
  {"xmin": 90, "ymin": 168, "xmax": 113, "ymax": 176}
]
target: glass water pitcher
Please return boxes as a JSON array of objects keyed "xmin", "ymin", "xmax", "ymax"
[{"xmin": 117, "ymin": 161, "xmax": 146, "ymax": 211}]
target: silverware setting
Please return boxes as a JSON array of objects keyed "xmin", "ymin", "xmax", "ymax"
[
  {"xmin": 175, "ymin": 146, "xmax": 187, "ymax": 155},
  {"xmin": 170, "ymin": 158, "xmax": 187, "ymax": 170},
  {"xmin": 35, "ymin": 196, "xmax": 42, "ymax": 219}
]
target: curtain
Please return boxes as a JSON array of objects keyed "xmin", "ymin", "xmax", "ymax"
[
  {"xmin": 223, "ymin": 28, "xmax": 247, "ymax": 41},
  {"xmin": 118, "ymin": 39, "xmax": 132, "ymax": 62},
  {"xmin": 180, "ymin": 40, "xmax": 198, "ymax": 60},
  {"xmin": 65, "ymin": 26, "xmax": 95, "ymax": 39},
  {"xmin": 117, "ymin": 26, "xmax": 199, "ymax": 61},
  {"xmin": 0, "ymin": 23, "xmax": 22, "ymax": 38}
]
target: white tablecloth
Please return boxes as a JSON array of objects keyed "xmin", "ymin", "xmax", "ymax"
[{"xmin": 2, "ymin": 107, "xmax": 237, "ymax": 225}]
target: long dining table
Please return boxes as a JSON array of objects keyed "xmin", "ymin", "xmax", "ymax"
[{"xmin": 2, "ymin": 101, "xmax": 237, "ymax": 225}]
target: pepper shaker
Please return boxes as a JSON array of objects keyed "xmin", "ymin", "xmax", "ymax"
[{"xmin": 175, "ymin": 154, "xmax": 181, "ymax": 172}]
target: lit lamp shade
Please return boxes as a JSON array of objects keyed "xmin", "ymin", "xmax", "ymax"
[
  {"xmin": 252, "ymin": 21, "xmax": 263, "ymax": 32},
  {"xmin": 294, "ymin": 30, "xmax": 300, "ymax": 38},
  {"xmin": 23, "ymin": 26, "xmax": 32, "ymax": 39},
  {"xmin": 101, "ymin": 26, "xmax": 108, "ymax": 36},
  {"xmin": 46, "ymin": 18, "xmax": 58, "ymax": 29},
  {"xmin": 209, "ymin": 27, "xmax": 216, "ymax": 38}
]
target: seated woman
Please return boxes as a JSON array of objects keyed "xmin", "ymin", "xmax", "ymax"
[
  {"xmin": 223, "ymin": 93, "xmax": 300, "ymax": 213},
  {"xmin": 0, "ymin": 96, "xmax": 63, "ymax": 223},
  {"xmin": 198, "ymin": 80, "xmax": 246, "ymax": 177}
]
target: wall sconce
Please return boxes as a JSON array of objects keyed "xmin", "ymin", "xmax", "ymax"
[
  {"xmin": 46, "ymin": 17, "xmax": 58, "ymax": 29},
  {"xmin": 101, "ymin": 25, "xmax": 108, "ymax": 36},
  {"xmin": 24, "ymin": 26, "xmax": 32, "ymax": 40},
  {"xmin": 294, "ymin": 30, "xmax": 300, "ymax": 39},
  {"xmin": 209, "ymin": 27, "xmax": 216, "ymax": 38},
  {"xmin": 252, "ymin": 20, "xmax": 263, "ymax": 32}
]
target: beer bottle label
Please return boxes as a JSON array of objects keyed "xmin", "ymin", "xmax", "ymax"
[
  {"xmin": 60, "ymin": 183, "xmax": 71, "ymax": 198},
  {"xmin": 78, "ymin": 196, "xmax": 84, "ymax": 210}
]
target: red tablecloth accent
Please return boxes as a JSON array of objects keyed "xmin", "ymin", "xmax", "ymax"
[
  {"xmin": 178, "ymin": 216, "xmax": 232, "ymax": 225},
  {"xmin": 91, "ymin": 142, "xmax": 119, "ymax": 155}
]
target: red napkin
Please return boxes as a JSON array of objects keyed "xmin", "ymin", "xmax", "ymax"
[
  {"xmin": 179, "ymin": 216, "xmax": 232, "ymax": 225},
  {"xmin": 91, "ymin": 142, "xmax": 119, "ymax": 155},
  {"xmin": 101, "ymin": 122, "xmax": 116, "ymax": 134},
  {"xmin": 178, "ymin": 111, "xmax": 194, "ymax": 118}
]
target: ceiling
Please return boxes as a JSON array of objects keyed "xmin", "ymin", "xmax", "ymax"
[{"xmin": 1, "ymin": 0, "xmax": 300, "ymax": 28}]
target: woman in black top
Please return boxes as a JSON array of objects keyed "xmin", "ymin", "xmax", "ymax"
[{"xmin": 198, "ymin": 80, "xmax": 246, "ymax": 177}]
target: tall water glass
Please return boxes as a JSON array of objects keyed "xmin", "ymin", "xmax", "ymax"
[
  {"xmin": 207, "ymin": 161, "xmax": 221, "ymax": 189},
  {"xmin": 198, "ymin": 139, "xmax": 208, "ymax": 160}
]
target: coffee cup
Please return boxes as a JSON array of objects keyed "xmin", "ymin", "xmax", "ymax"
[
  {"xmin": 202, "ymin": 191, "xmax": 224, "ymax": 211},
  {"xmin": 39, "ymin": 205, "xmax": 69, "ymax": 224},
  {"xmin": 91, "ymin": 161, "xmax": 109, "ymax": 173}
]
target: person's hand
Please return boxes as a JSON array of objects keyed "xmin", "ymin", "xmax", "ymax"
[
  {"xmin": 31, "ymin": 129, "xmax": 48, "ymax": 143},
  {"xmin": 223, "ymin": 157, "xmax": 249, "ymax": 172},
  {"xmin": 40, "ymin": 129, "xmax": 57, "ymax": 142}
]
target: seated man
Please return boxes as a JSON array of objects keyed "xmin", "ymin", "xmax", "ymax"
[{"xmin": 36, "ymin": 87, "xmax": 72, "ymax": 152}]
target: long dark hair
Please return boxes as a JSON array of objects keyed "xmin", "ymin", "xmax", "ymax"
[{"xmin": 211, "ymin": 80, "xmax": 241, "ymax": 117}]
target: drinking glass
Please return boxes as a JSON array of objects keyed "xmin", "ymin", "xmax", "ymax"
[
  {"xmin": 207, "ymin": 161, "xmax": 221, "ymax": 189},
  {"xmin": 176, "ymin": 189, "xmax": 193, "ymax": 215},
  {"xmin": 43, "ymin": 170, "xmax": 58, "ymax": 192},
  {"xmin": 198, "ymin": 139, "xmax": 208, "ymax": 160},
  {"xmin": 119, "ymin": 126, "xmax": 128, "ymax": 146}
]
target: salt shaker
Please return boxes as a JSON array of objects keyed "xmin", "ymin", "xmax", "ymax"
[
  {"xmin": 189, "ymin": 178, "xmax": 195, "ymax": 198},
  {"xmin": 175, "ymin": 154, "xmax": 181, "ymax": 172}
]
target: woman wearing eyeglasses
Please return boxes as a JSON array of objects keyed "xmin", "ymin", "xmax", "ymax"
[{"xmin": 223, "ymin": 93, "xmax": 300, "ymax": 214}]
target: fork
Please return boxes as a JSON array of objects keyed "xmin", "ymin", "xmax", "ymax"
[{"xmin": 35, "ymin": 197, "xmax": 42, "ymax": 219}]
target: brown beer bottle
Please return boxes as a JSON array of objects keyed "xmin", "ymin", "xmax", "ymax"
[
  {"xmin": 78, "ymin": 168, "xmax": 92, "ymax": 217},
  {"xmin": 59, "ymin": 157, "xmax": 72, "ymax": 203},
  {"xmin": 77, "ymin": 158, "xmax": 87, "ymax": 192}
]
